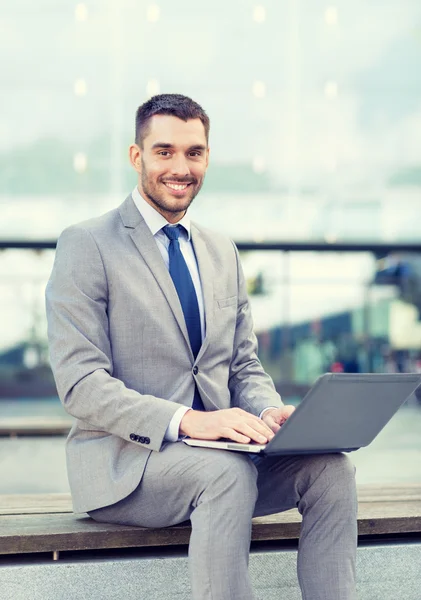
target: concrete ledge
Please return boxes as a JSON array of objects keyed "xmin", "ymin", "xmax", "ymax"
[{"xmin": 0, "ymin": 542, "xmax": 420, "ymax": 600}]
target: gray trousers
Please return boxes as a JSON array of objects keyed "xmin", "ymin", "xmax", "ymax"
[{"xmin": 89, "ymin": 442, "xmax": 358, "ymax": 600}]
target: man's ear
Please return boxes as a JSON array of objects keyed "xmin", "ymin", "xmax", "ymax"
[
  {"xmin": 205, "ymin": 146, "xmax": 210, "ymax": 169},
  {"xmin": 129, "ymin": 144, "xmax": 142, "ymax": 174}
]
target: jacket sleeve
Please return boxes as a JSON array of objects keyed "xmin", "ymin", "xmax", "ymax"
[
  {"xmin": 45, "ymin": 225, "xmax": 180, "ymax": 451},
  {"xmin": 228, "ymin": 242, "xmax": 284, "ymax": 416}
]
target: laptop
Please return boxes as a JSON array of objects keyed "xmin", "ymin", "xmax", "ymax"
[{"xmin": 183, "ymin": 373, "xmax": 421, "ymax": 455}]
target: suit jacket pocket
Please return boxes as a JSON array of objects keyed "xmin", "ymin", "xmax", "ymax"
[{"xmin": 217, "ymin": 295, "xmax": 237, "ymax": 309}]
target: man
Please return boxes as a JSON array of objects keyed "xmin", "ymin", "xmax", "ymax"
[{"xmin": 46, "ymin": 93, "xmax": 357, "ymax": 600}]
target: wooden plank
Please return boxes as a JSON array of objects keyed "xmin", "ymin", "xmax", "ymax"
[
  {"xmin": 0, "ymin": 418, "xmax": 72, "ymax": 436},
  {"xmin": 0, "ymin": 514, "xmax": 192, "ymax": 554},
  {"xmin": 251, "ymin": 501, "xmax": 421, "ymax": 540},
  {"xmin": 1, "ymin": 484, "xmax": 420, "ymax": 516},
  {"xmin": 357, "ymin": 483, "xmax": 421, "ymax": 503},
  {"xmin": 0, "ymin": 494, "xmax": 73, "ymax": 515},
  {"xmin": 0, "ymin": 500, "xmax": 420, "ymax": 555}
]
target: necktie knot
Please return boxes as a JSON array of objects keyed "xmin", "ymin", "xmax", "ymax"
[{"xmin": 163, "ymin": 224, "xmax": 181, "ymax": 241}]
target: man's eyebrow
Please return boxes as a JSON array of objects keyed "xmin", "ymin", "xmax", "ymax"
[
  {"xmin": 151, "ymin": 142, "xmax": 207, "ymax": 152},
  {"xmin": 151, "ymin": 142, "xmax": 174, "ymax": 149},
  {"xmin": 188, "ymin": 144, "xmax": 207, "ymax": 152}
]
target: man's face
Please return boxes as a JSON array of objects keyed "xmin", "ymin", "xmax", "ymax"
[{"xmin": 130, "ymin": 115, "xmax": 209, "ymax": 223}]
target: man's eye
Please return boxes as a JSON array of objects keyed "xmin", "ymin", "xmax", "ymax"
[
  {"xmin": 158, "ymin": 151, "xmax": 170, "ymax": 156},
  {"xmin": 189, "ymin": 152, "xmax": 201, "ymax": 157}
]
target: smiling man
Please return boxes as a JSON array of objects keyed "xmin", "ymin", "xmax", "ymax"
[
  {"xmin": 133, "ymin": 115, "xmax": 208, "ymax": 219},
  {"xmin": 46, "ymin": 94, "xmax": 358, "ymax": 600}
]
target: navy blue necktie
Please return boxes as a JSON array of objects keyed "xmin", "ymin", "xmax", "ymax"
[{"xmin": 163, "ymin": 225, "xmax": 204, "ymax": 411}]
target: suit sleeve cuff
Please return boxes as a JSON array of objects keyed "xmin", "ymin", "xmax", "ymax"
[
  {"xmin": 164, "ymin": 406, "xmax": 191, "ymax": 442},
  {"xmin": 259, "ymin": 406, "xmax": 278, "ymax": 419}
]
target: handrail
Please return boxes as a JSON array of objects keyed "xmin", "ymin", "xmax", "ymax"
[{"xmin": 2, "ymin": 240, "xmax": 421, "ymax": 253}]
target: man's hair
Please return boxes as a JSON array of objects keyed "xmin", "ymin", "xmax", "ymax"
[{"xmin": 135, "ymin": 93, "xmax": 210, "ymax": 147}]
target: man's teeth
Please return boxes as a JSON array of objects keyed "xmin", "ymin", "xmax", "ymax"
[{"xmin": 165, "ymin": 183, "xmax": 189, "ymax": 190}]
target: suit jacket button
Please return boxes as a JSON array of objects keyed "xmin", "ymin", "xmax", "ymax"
[
  {"xmin": 139, "ymin": 437, "xmax": 145, "ymax": 443},
  {"xmin": 135, "ymin": 435, "xmax": 140, "ymax": 442},
  {"xmin": 144, "ymin": 437, "xmax": 150, "ymax": 444},
  {"xmin": 130, "ymin": 434, "xmax": 136, "ymax": 441},
  {"xmin": 193, "ymin": 366, "xmax": 199, "ymax": 375}
]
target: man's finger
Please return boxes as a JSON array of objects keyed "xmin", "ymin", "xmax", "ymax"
[
  {"xmin": 245, "ymin": 412, "xmax": 275, "ymax": 433},
  {"xmin": 268, "ymin": 406, "xmax": 296, "ymax": 424},
  {"xmin": 264, "ymin": 415, "xmax": 281, "ymax": 433},
  {"xmin": 222, "ymin": 428, "xmax": 251, "ymax": 444},
  {"xmin": 240, "ymin": 423, "xmax": 272, "ymax": 444},
  {"xmin": 232, "ymin": 410, "xmax": 274, "ymax": 437},
  {"xmin": 247, "ymin": 417, "xmax": 274, "ymax": 438}
]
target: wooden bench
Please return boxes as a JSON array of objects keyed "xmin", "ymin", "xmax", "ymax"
[{"xmin": 1, "ymin": 484, "xmax": 420, "ymax": 557}]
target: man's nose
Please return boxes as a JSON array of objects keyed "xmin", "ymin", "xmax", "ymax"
[{"xmin": 170, "ymin": 154, "xmax": 190, "ymax": 177}]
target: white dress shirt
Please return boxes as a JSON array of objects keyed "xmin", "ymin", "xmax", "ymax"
[{"xmin": 131, "ymin": 187, "xmax": 276, "ymax": 442}]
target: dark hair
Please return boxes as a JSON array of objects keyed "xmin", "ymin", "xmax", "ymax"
[{"xmin": 135, "ymin": 93, "xmax": 210, "ymax": 147}]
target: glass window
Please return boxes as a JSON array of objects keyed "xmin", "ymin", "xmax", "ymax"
[{"xmin": 1, "ymin": 1, "xmax": 420, "ymax": 241}]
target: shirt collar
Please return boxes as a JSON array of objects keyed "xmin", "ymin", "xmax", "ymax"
[{"xmin": 131, "ymin": 186, "xmax": 191, "ymax": 240}]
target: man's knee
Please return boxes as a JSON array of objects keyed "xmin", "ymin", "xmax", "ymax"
[
  {"xmin": 195, "ymin": 451, "xmax": 258, "ymax": 504},
  {"xmin": 310, "ymin": 453, "xmax": 357, "ymax": 502},
  {"xmin": 325, "ymin": 453, "xmax": 356, "ymax": 484},
  {"xmin": 298, "ymin": 453, "xmax": 356, "ymax": 501}
]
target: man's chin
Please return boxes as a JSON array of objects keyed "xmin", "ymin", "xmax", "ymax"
[
  {"xmin": 142, "ymin": 184, "xmax": 199, "ymax": 215},
  {"xmin": 161, "ymin": 191, "xmax": 196, "ymax": 212},
  {"xmin": 150, "ymin": 197, "xmax": 193, "ymax": 216}
]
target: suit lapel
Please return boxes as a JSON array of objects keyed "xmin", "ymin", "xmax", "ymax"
[
  {"xmin": 191, "ymin": 224, "xmax": 214, "ymax": 361},
  {"xmin": 119, "ymin": 196, "xmax": 193, "ymax": 360}
]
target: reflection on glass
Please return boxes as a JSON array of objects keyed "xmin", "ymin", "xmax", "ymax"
[
  {"xmin": 244, "ymin": 251, "xmax": 421, "ymax": 394},
  {"xmin": 2, "ymin": 249, "xmax": 421, "ymax": 402},
  {"xmin": 0, "ymin": 250, "xmax": 55, "ymax": 399},
  {"xmin": 0, "ymin": 1, "xmax": 420, "ymax": 242}
]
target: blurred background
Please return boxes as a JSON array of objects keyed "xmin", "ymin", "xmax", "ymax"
[{"xmin": 1, "ymin": 0, "xmax": 420, "ymax": 493}]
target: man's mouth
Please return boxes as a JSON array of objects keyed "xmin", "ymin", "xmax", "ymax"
[{"xmin": 162, "ymin": 181, "xmax": 194, "ymax": 191}]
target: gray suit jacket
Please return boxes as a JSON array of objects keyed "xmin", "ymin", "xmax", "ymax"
[{"xmin": 45, "ymin": 195, "xmax": 282, "ymax": 513}]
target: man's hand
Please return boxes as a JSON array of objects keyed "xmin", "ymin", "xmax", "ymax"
[
  {"xmin": 261, "ymin": 405, "xmax": 296, "ymax": 433},
  {"xmin": 180, "ymin": 407, "xmax": 275, "ymax": 444}
]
